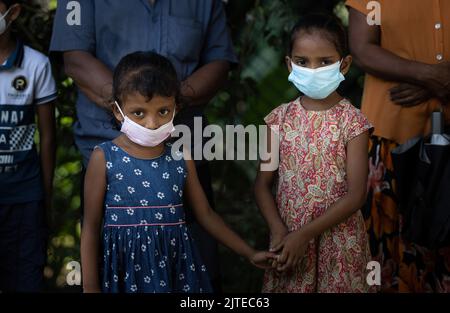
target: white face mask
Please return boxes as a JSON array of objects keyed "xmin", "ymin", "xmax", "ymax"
[
  {"xmin": 0, "ymin": 7, "xmax": 12, "ymax": 36},
  {"xmin": 288, "ymin": 60, "xmax": 345, "ymax": 99},
  {"xmin": 114, "ymin": 101, "xmax": 176, "ymax": 147}
]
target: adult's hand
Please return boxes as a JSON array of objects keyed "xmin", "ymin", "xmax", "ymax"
[
  {"xmin": 423, "ymin": 62, "xmax": 450, "ymax": 105},
  {"xmin": 181, "ymin": 60, "xmax": 230, "ymax": 107},
  {"xmin": 389, "ymin": 83, "xmax": 431, "ymax": 107}
]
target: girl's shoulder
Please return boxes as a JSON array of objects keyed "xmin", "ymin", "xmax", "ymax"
[
  {"xmin": 336, "ymin": 98, "xmax": 368, "ymax": 124},
  {"xmin": 92, "ymin": 140, "xmax": 119, "ymax": 164},
  {"xmin": 94, "ymin": 140, "xmax": 114, "ymax": 149},
  {"xmin": 336, "ymin": 98, "xmax": 360, "ymax": 114},
  {"xmin": 93, "ymin": 140, "xmax": 116, "ymax": 155},
  {"xmin": 336, "ymin": 99, "xmax": 373, "ymax": 144},
  {"xmin": 85, "ymin": 142, "xmax": 111, "ymax": 169},
  {"xmin": 264, "ymin": 98, "xmax": 300, "ymax": 129}
]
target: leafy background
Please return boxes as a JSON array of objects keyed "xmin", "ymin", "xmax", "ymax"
[{"xmin": 14, "ymin": 0, "xmax": 364, "ymax": 292}]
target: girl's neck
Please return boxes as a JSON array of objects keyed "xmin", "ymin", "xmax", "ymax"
[
  {"xmin": 114, "ymin": 134, "xmax": 166, "ymax": 159},
  {"xmin": 300, "ymin": 92, "xmax": 343, "ymax": 111}
]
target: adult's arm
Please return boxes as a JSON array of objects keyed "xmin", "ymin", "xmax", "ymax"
[
  {"xmin": 64, "ymin": 51, "xmax": 230, "ymax": 109},
  {"xmin": 50, "ymin": 0, "xmax": 114, "ymax": 109},
  {"xmin": 348, "ymin": 8, "xmax": 450, "ymax": 104},
  {"xmin": 37, "ymin": 102, "xmax": 56, "ymax": 214},
  {"xmin": 182, "ymin": 0, "xmax": 237, "ymax": 107},
  {"xmin": 63, "ymin": 50, "xmax": 113, "ymax": 110},
  {"xmin": 181, "ymin": 60, "xmax": 230, "ymax": 107},
  {"xmin": 348, "ymin": 8, "xmax": 429, "ymax": 84}
]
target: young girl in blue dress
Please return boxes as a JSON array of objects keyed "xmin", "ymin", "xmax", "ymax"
[{"xmin": 80, "ymin": 51, "xmax": 275, "ymax": 293}]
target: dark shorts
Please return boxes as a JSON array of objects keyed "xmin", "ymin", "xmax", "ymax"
[{"xmin": 0, "ymin": 201, "xmax": 47, "ymax": 292}]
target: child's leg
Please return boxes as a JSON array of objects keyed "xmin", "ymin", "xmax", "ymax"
[{"xmin": 0, "ymin": 201, "xmax": 47, "ymax": 292}]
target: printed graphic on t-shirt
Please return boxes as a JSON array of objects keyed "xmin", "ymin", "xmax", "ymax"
[{"xmin": 0, "ymin": 105, "xmax": 35, "ymax": 173}]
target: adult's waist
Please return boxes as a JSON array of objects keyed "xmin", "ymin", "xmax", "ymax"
[{"xmin": 361, "ymin": 75, "xmax": 450, "ymax": 143}]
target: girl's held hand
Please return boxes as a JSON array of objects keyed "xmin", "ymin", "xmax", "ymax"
[
  {"xmin": 249, "ymin": 250, "xmax": 278, "ymax": 270},
  {"xmin": 269, "ymin": 226, "xmax": 289, "ymax": 268},
  {"xmin": 270, "ymin": 229, "xmax": 310, "ymax": 272}
]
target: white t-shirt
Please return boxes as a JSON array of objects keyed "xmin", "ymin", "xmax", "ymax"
[{"xmin": 0, "ymin": 42, "xmax": 57, "ymax": 204}]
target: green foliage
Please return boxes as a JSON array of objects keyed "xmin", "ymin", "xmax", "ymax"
[{"xmin": 15, "ymin": 0, "xmax": 363, "ymax": 292}]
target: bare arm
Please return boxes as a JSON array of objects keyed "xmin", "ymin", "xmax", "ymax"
[
  {"xmin": 254, "ymin": 170, "xmax": 286, "ymax": 234},
  {"xmin": 80, "ymin": 148, "xmax": 106, "ymax": 292},
  {"xmin": 181, "ymin": 60, "xmax": 230, "ymax": 107},
  {"xmin": 37, "ymin": 102, "xmax": 56, "ymax": 213},
  {"xmin": 63, "ymin": 50, "xmax": 113, "ymax": 110},
  {"xmin": 184, "ymin": 152, "xmax": 274, "ymax": 268},
  {"xmin": 254, "ymin": 127, "xmax": 288, "ymax": 248},
  {"xmin": 348, "ymin": 8, "xmax": 428, "ymax": 84},
  {"xmin": 273, "ymin": 131, "xmax": 370, "ymax": 271}
]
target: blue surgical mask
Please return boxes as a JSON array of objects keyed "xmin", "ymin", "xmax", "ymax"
[{"xmin": 288, "ymin": 60, "xmax": 345, "ymax": 99}]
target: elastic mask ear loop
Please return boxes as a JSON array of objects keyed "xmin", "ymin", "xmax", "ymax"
[
  {"xmin": 339, "ymin": 58, "xmax": 344, "ymax": 72},
  {"xmin": 2, "ymin": 7, "xmax": 12, "ymax": 20},
  {"xmin": 114, "ymin": 101, "xmax": 126, "ymax": 119},
  {"xmin": 1, "ymin": 7, "xmax": 13, "ymax": 27},
  {"xmin": 171, "ymin": 105, "xmax": 176, "ymax": 120}
]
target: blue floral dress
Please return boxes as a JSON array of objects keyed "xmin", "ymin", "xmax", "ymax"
[{"xmin": 96, "ymin": 141, "xmax": 212, "ymax": 293}]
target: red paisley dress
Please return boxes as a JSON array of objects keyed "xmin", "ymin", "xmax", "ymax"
[{"xmin": 262, "ymin": 97, "xmax": 374, "ymax": 293}]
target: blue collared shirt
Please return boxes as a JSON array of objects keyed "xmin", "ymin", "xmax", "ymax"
[{"xmin": 50, "ymin": 0, "xmax": 238, "ymax": 164}]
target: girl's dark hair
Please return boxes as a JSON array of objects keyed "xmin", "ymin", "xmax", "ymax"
[
  {"xmin": 288, "ymin": 13, "xmax": 348, "ymax": 57},
  {"xmin": 113, "ymin": 51, "xmax": 180, "ymax": 106},
  {"xmin": 2, "ymin": 0, "xmax": 21, "ymax": 8}
]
